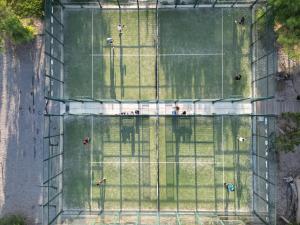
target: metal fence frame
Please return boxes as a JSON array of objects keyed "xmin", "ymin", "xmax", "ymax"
[{"xmin": 43, "ymin": 0, "xmax": 277, "ymax": 224}]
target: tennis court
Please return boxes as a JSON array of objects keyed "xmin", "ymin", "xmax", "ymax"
[
  {"xmin": 63, "ymin": 115, "xmax": 252, "ymax": 213},
  {"xmin": 44, "ymin": 0, "xmax": 277, "ymax": 224},
  {"xmin": 64, "ymin": 8, "xmax": 251, "ymax": 100}
]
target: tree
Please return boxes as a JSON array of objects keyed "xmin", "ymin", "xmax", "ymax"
[
  {"xmin": 269, "ymin": 0, "xmax": 300, "ymax": 59},
  {"xmin": 0, "ymin": 0, "xmax": 42, "ymax": 50},
  {"xmin": 6, "ymin": 0, "xmax": 44, "ymax": 18}
]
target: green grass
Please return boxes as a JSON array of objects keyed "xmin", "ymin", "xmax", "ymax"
[
  {"xmin": 64, "ymin": 9, "xmax": 156, "ymax": 100},
  {"xmin": 63, "ymin": 115, "xmax": 252, "ymax": 213},
  {"xmin": 64, "ymin": 8, "xmax": 251, "ymax": 100}
]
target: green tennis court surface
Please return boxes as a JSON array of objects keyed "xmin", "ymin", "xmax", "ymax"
[
  {"xmin": 64, "ymin": 8, "xmax": 251, "ymax": 100},
  {"xmin": 63, "ymin": 115, "xmax": 252, "ymax": 213}
]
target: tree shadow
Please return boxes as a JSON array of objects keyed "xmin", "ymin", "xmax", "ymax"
[{"xmin": 0, "ymin": 39, "xmax": 44, "ymax": 223}]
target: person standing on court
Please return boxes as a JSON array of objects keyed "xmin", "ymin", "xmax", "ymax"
[
  {"xmin": 235, "ymin": 16, "xmax": 245, "ymax": 25},
  {"xmin": 224, "ymin": 183, "xmax": 235, "ymax": 192},
  {"xmin": 118, "ymin": 24, "xmax": 125, "ymax": 35},
  {"xmin": 234, "ymin": 74, "xmax": 242, "ymax": 80},
  {"xmin": 83, "ymin": 137, "xmax": 90, "ymax": 145}
]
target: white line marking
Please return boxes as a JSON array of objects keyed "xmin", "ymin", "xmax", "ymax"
[
  {"xmin": 221, "ymin": 9, "xmax": 224, "ymax": 98},
  {"xmin": 90, "ymin": 10, "xmax": 94, "ymax": 209},
  {"xmin": 90, "ymin": 116, "xmax": 94, "ymax": 208},
  {"xmin": 90, "ymin": 161, "xmax": 221, "ymax": 164},
  {"xmin": 92, "ymin": 9, "xmax": 94, "ymax": 98},
  {"xmin": 91, "ymin": 53, "xmax": 224, "ymax": 57},
  {"xmin": 222, "ymin": 116, "xmax": 225, "ymax": 210}
]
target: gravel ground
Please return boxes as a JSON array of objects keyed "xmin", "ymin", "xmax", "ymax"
[
  {"xmin": 0, "ymin": 27, "xmax": 44, "ymax": 224},
  {"xmin": 277, "ymin": 147, "xmax": 300, "ymax": 223},
  {"xmin": 276, "ymin": 52, "xmax": 300, "ymax": 224}
]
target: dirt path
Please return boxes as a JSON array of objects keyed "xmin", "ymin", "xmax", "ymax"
[
  {"xmin": 0, "ymin": 29, "xmax": 44, "ymax": 224},
  {"xmin": 276, "ymin": 51, "xmax": 300, "ymax": 224}
]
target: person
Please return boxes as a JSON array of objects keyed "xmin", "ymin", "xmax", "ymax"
[
  {"xmin": 235, "ymin": 74, "xmax": 242, "ymax": 80},
  {"xmin": 107, "ymin": 37, "xmax": 113, "ymax": 45},
  {"xmin": 135, "ymin": 110, "xmax": 140, "ymax": 115},
  {"xmin": 238, "ymin": 136, "xmax": 246, "ymax": 142},
  {"xmin": 96, "ymin": 178, "xmax": 106, "ymax": 186},
  {"xmin": 224, "ymin": 183, "xmax": 235, "ymax": 192},
  {"xmin": 239, "ymin": 16, "xmax": 245, "ymax": 25},
  {"xmin": 182, "ymin": 111, "xmax": 186, "ymax": 115},
  {"xmin": 83, "ymin": 137, "xmax": 90, "ymax": 145},
  {"xmin": 172, "ymin": 106, "xmax": 180, "ymax": 115},
  {"xmin": 235, "ymin": 16, "xmax": 245, "ymax": 25},
  {"xmin": 118, "ymin": 24, "xmax": 122, "ymax": 33},
  {"xmin": 297, "ymin": 95, "xmax": 300, "ymax": 101}
]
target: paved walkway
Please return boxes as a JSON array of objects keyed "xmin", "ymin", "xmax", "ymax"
[
  {"xmin": 64, "ymin": 101, "xmax": 252, "ymax": 115},
  {"xmin": 0, "ymin": 35, "xmax": 44, "ymax": 224}
]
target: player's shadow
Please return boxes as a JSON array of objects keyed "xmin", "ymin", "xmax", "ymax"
[{"xmin": 109, "ymin": 47, "xmax": 116, "ymax": 99}]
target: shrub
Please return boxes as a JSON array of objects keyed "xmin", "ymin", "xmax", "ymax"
[
  {"xmin": 7, "ymin": 0, "xmax": 44, "ymax": 18},
  {"xmin": 0, "ymin": 1, "xmax": 36, "ymax": 49},
  {"xmin": 3, "ymin": 15, "xmax": 34, "ymax": 45},
  {"xmin": 276, "ymin": 112, "xmax": 300, "ymax": 152},
  {"xmin": 0, "ymin": 214, "xmax": 26, "ymax": 225}
]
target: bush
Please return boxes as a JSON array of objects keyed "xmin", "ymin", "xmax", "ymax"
[
  {"xmin": 0, "ymin": 215, "xmax": 26, "ymax": 225},
  {"xmin": 0, "ymin": 1, "xmax": 36, "ymax": 49},
  {"xmin": 276, "ymin": 112, "xmax": 300, "ymax": 152},
  {"xmin": 3, "ymin": 15, "xmax": 34, "ymax": 45},
  {"xmin": 7, "ymin": 0, "xmax": 44, "ymax": 18}
]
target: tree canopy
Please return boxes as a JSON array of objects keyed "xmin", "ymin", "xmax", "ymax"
[
  {"xmin": 0, "ymin": 0, "xmax": 42, "ymax": 49},
  {"xmin": 269, "ymin": 0, "xmax": 300, "ymax": 59}
]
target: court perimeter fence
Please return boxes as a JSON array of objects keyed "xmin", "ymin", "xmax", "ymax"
[{"xmin": 43, "ymin": 0, "xmax": 277, "ymax": 224}]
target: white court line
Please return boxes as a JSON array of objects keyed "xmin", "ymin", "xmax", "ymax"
[
  {"xmin": 221, "ymin": 9, "xmax": 225, "ymax": 210},
  {"xmin": 90, "ymin": 119, "xmax": 94, "ymax": 207},
  {"xmin": 90, "ymin": 161, "xmax": 221, "ymax": 164},
  {"xmin": 221, "ymin": 9, "xmax": 224, "ymax": 98},
  {"xmin": 90, "ymin": 9, "xmax": 94, "ymax": 209},
  {"xmin": 91, "ymin": 53, "xmax": 224, "ymax": 57},
  {"xmin": 222, "ymin": 116, "xmax": 225, "ymax": 210},
  {"xmin": 91, "ymin": 9, "xmax": 94, "ymax": 98}
]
